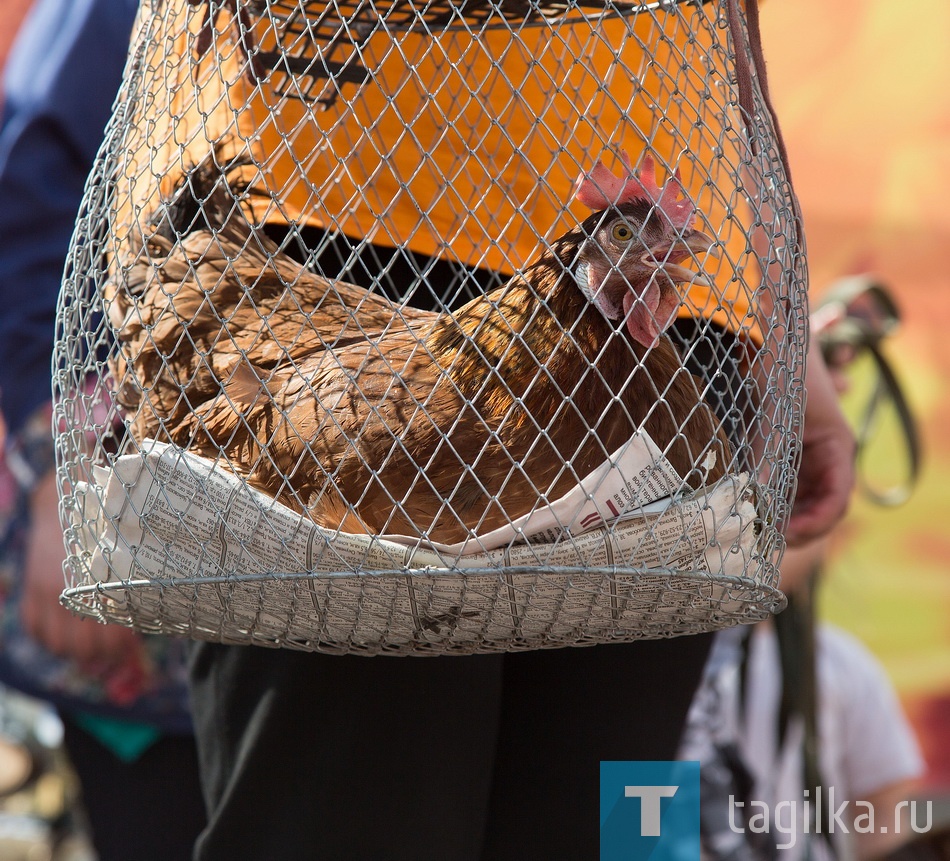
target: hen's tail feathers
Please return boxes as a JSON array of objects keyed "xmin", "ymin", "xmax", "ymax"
[{"xmin": 105, "ymin": 149, "xmax": 280, "ymax": 442}]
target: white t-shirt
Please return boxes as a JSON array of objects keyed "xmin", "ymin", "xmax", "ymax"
[{"xmin": 680, "ymin": 624, "xmax": 925, "ymax": 861}]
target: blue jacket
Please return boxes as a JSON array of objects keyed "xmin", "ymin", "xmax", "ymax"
[
  {"xmin": 0, "ymin": 0, "xmax": 138, "ymax": 434},
  {"xmin": 0, "ymin": 0, "xmax": 194, "ymax": 736}
]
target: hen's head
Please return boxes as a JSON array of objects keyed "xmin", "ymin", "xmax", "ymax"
[{"xmin": 573, "ymin": 153, "xmax": 716, "ymax": 348}]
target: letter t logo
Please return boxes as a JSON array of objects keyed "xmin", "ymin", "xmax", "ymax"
[{"xmin": 624, "ymin": 786, "xmax": 679, "ymax": 836}]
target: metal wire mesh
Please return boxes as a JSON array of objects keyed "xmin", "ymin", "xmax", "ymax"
[{"xmin": 54, "ymin": 0, "xmax": 800, "ymax": 655}]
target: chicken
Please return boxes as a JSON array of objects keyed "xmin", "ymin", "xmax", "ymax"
[{"xmin": 108, "ymin": 155, "xmax": 732, "ymax": 544}]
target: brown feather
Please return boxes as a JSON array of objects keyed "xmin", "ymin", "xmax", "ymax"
[{"xmin": 105, "ymin": 162, "xmax": 431, "ymax": 442}]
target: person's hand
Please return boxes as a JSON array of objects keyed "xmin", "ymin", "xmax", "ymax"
[
  {"xmin": 784, "ymin": 337, "xmax": 856, "ymax": 547},
  {"xmin": 20, "ymin": 468, "xmax": 150, "ymax": 702}
]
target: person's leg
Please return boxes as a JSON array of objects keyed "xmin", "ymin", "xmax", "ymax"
[
  {"xmin": 60, "ymin": 715, "xmax": 205, "ymax": 861},
  {"xmin": 189, "ymin": 643, "xmax": 504, "ymax": 861},
  {"xmin": 481, "ymin": 634, "xmax": 713, "ymax": 859}
]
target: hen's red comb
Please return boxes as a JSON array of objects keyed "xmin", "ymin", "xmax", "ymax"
[{"xmin": 576, "ymin": 152, "xmax": 695, "ymax": 230}]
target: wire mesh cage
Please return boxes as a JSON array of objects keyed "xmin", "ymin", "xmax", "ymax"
[{"xmin": 54, "ymin": 0, "xmax": 802, "ymax": 655}]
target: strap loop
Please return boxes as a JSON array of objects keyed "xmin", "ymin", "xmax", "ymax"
[{"xmin": 815, "ymin": 277, "xmax": 921, "ymax": 507}]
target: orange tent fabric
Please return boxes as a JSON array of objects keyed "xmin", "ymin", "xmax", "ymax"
[{"xmin": 118, "ymin": 3, "xmax": 766, "ymax": 339}]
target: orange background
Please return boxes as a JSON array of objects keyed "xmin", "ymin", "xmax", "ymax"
[{"xmin": 761, "ymin": 1, "xmax": 950, "ymax": 795}]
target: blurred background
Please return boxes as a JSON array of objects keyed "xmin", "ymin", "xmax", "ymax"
[
  {"xmin": 0, "ymin": 7, "xmax": 103, "ymax": 861},
  {"xmin": 760, "ymin": 0, "xmax": 950, "ymax": 799},
  {"xmin": 0, "ymin": 0, "xmax": 947, "ymax": 857}
]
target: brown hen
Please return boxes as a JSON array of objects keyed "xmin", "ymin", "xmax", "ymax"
[{"xmin": 109, "ymin": 157, "xmax": 732, "ymax": 544}]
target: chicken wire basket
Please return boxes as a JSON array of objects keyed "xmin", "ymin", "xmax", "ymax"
[{"xmin": 54, "ymin": 0, "xmax": 801, "ymax": 655}]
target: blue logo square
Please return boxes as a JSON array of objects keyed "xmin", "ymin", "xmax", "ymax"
[{"xmin": 600, "ymin": 761, "xmax": 700, "ymax": 861}]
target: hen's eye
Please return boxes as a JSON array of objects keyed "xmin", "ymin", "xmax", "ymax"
[{"xmin": 611, "ymin": 222, "xmax": 635, "ymax": 242}]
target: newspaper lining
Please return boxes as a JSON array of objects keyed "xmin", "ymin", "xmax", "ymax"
[{"xmin": 66, "ymin": 434, "xmax": 763, "ymax": 649}]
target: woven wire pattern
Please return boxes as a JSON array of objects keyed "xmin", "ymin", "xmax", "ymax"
[{"xmin": 54, "ymin": 0, "xmax": 799, "ymax": 655}]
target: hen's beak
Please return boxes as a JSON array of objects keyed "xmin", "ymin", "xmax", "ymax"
[{"xmin": 641, "ymin": 230, "xmax": 719, "ymax": 288}]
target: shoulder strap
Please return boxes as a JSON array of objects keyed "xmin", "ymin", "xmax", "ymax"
[{"xmin": 856, "ymin": 337, "xmax": 922, "ymax": 506}]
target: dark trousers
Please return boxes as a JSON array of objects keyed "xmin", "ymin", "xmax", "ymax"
[
  {"xmin": 61, "ymin": 714, "xmax": 205, "ymax": 861},
  {"xmin": 189, "ymin": 635, "xmax": 711, "ymax": 860}
]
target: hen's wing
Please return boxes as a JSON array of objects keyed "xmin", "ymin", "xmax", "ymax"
[{"xmin": 178, "ymin": 325, "xmax": 483, "ymax": 538}]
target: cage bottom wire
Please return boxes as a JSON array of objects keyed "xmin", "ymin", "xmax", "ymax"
[
  {"xmin": 60, "ymin": 568, "xmax": 785, "ymax": 656},
  {"xmin": 57, "ymin": 429, "xmax": 785, "ymax": 655}
]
